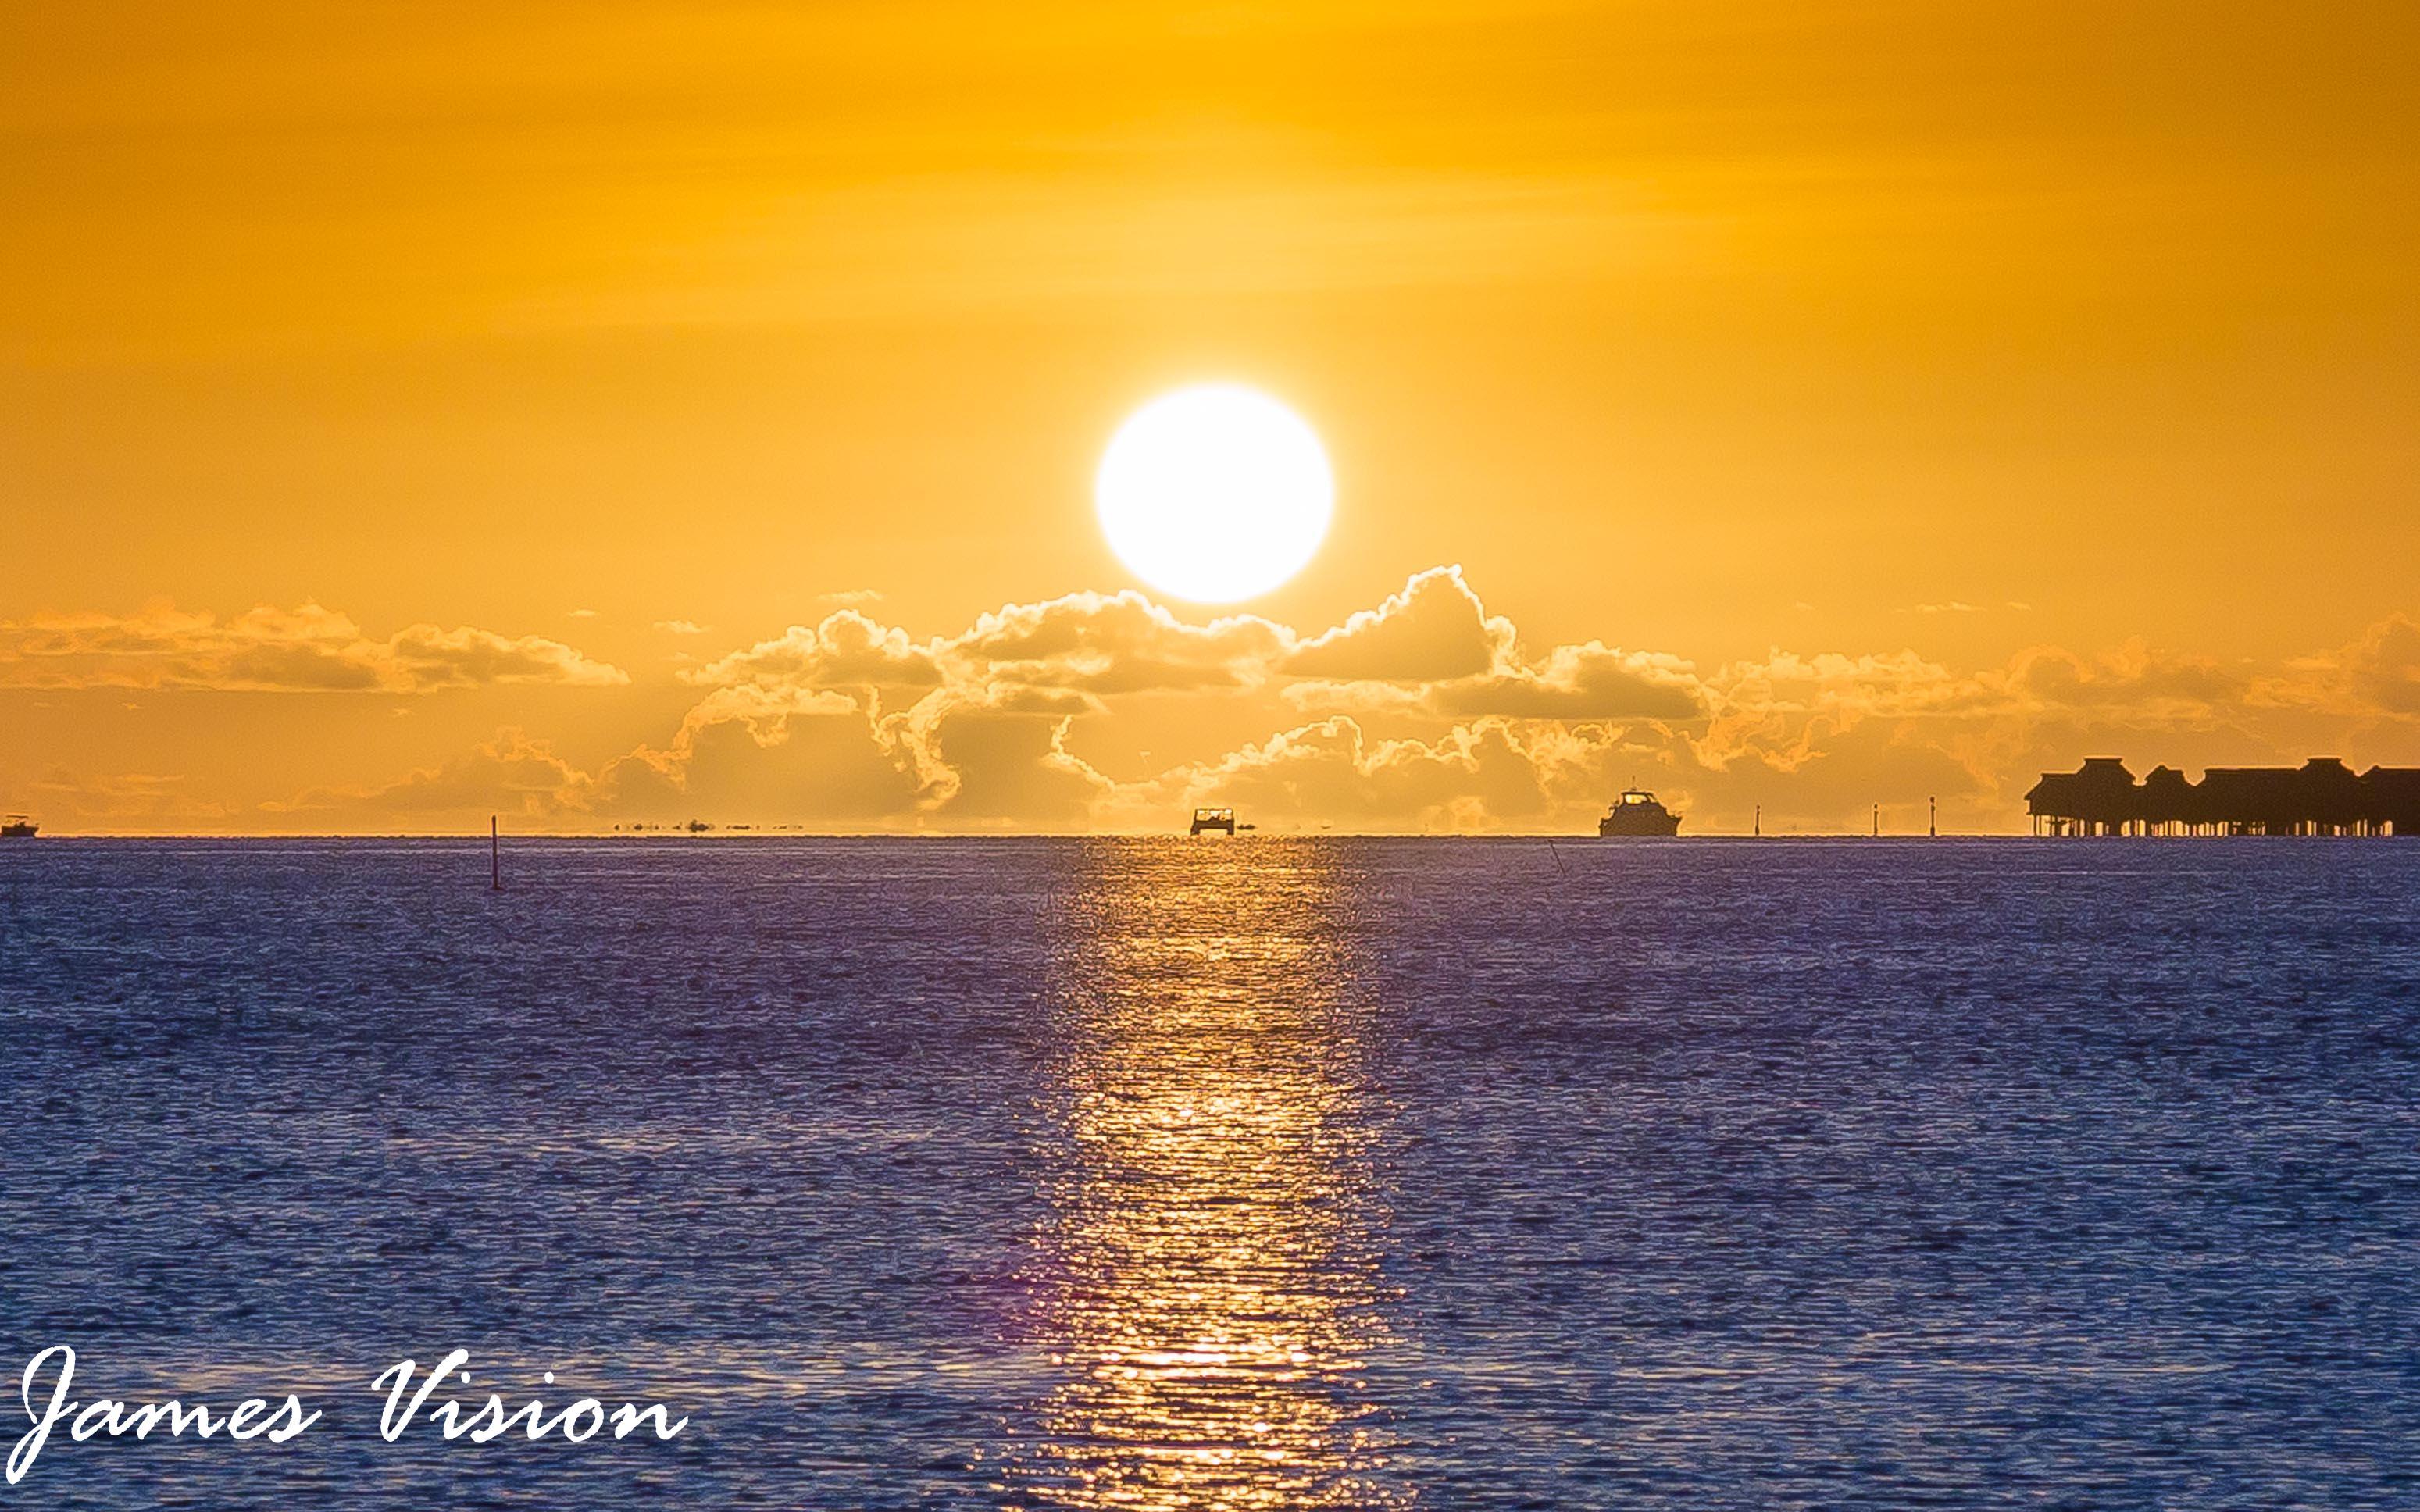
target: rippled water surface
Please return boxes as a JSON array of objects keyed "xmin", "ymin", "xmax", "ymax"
[{"xmin": 3, "ymin": 838, "xmax": 2417, "ymax": 1508}]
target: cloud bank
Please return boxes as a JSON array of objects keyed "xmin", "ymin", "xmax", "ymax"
[{"xmin": 12, "ymin": 572, "xmax": 2420, "ymax": 833}]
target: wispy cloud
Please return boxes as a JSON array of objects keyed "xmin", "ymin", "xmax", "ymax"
[{"xmin": 0, "ymin": 604, "xmax": 627, "ymax": 693}]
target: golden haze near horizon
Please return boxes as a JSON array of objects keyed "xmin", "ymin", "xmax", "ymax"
[{"xmin": 5, "ymin": 2, "xmax": 2418, "ymax": 835}]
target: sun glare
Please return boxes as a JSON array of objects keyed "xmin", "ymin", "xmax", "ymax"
[{"xmin": 1095, "ymin": 384, "xmax": 1333, "ymax": 603}]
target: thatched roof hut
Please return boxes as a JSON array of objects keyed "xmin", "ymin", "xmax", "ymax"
[{"xmin": 2025, "ymin": 758, "xmax": 2137, "ymax": 829}]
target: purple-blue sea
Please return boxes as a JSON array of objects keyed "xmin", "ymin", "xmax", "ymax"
[{"xmin": 4, "ymin": 837, "xmax": 2417, "ymax": 1508}]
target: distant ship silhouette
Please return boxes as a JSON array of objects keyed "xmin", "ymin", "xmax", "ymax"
[
  {"xmin": 2, "ymin": 814, "xmax": 37, "ymax": 840},
  {"xmin": 1188, "ymin": 807, "xmax": 1255, "ymax": 836},
  {"xmin": 1597, "ymin": 787, "xmax": 1680, "ymax": 837}
]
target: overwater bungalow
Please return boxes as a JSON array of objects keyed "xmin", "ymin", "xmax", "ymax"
[{"xmin": 2026, "ymin": 757, "xmax": 2420, "ymax": 836}]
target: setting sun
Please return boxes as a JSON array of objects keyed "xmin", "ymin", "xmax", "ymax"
[{"xmin": 1095, "ymin": 385, "xmax": 1333, "ymax": 604}]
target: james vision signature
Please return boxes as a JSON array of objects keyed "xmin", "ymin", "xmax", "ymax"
[{"xmin": 8, "ymin": 1346, "xmax": 690, "ymax": 1484}]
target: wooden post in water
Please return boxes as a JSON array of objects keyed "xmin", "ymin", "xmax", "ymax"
[{"xmin": 491, "ymin": 815, "xmax": 501, "ymax": 892}]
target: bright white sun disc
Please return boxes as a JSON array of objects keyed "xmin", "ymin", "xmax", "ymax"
[{"xmin": 1095, "ymin": 384, "xmax": 1333, "ymax": 603}]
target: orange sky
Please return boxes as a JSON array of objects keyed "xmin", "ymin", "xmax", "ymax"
[{"xmin": 5, "ymin": 2, "xmax": 2418, "ymax": 833}]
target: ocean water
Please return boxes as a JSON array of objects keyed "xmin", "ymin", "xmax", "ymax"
[{"xmin": 2, "ymin": 837, "xmax": 2416, "ymax": 1509}]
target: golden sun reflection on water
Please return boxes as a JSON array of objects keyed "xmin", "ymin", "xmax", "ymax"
[{"xmin": 1004, "ymin": 842, "xmax": 1405, "ymax": 1510}]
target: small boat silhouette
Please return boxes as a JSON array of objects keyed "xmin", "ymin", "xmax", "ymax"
[
  {"xmin": 1597, "ymin": 788, "xmax": 1680, "ymax": 837},
  {"xmin": 2, "ymin": 814, "xmax": 37, "ymax": 840}
]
